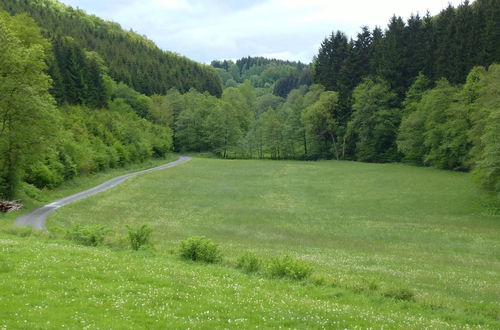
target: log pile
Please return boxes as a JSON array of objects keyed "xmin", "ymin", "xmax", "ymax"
[{"xmin": 0, "ymin": 201, "xmax": 22, "ymax": 213}]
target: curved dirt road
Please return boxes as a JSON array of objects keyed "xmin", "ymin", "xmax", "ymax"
[{"xmin": 15, "ymin": 156, "xmax": 192, "ymax": 230}]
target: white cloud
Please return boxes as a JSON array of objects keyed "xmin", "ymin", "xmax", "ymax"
[
  {"xmin": 60, "ymin": 0, "xmax": 469, "ymax": 63},
  {"xmin": 152, "ymin": 0, "xmax": 192, "ymax": 9}
]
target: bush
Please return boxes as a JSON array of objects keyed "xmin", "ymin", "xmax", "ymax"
[
  {"xmin": 18, "ymin": 182, "xmax": 43, "ymax": 202},
  {"xmin": 382, "ymin": 287, "xmax": 415, "ymax": 301},
  {"xmin": 127, "ymin": 224, "xmax": 153, "ymax": 250},
  {"xmin": 179, "ymin": 236, "xmax": 221, "ymax": 263},
  {"xmin": 236, "ymin": 252, "xmax": 262, "ymax": 273},
  {"xmin": 67, "ymin": 224, "xmax": 108, "ymax": 246},
  {"xmin": 267, "ymin": 255, "xmax": 312, "ymax": 280}
]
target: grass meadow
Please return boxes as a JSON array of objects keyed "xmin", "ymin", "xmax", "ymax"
[{"xmin": 1, "ymin": 157, "xmax": 499, "ymax": 328}]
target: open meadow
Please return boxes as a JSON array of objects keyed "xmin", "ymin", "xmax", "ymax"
[{"xmin": 1, "ymin": 157, "xmax": 499, "ymax": 328}]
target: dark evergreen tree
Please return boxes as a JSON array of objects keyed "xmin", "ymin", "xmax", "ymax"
[
  {"xmin": 379, "ymin": 15, "xmax": 408, "ymax": 101},
  {"xmin": 313, "ymin": 31, "xmax": 349, "ymax": 92}
]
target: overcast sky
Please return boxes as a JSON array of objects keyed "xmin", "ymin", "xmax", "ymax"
[{"xmin": 60, "ymin": 0, "xmax": 467, "ymax": 64}]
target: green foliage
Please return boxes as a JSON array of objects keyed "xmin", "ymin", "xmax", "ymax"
[
  {"xmin": 267, "ymin": 255, "xmax": 312, "ymax": 280},
  {"xmin": 178, "ymin": 236, "xmax": 222, "ymax": 263},
  {"xmin": 313, "ymin": 0, "xmax": 500, "ymax": 99},
  {"xmin": 397, "ymin": 64, "xmax": 499, "ymax": 198},
  {"xmin": 236, "ymin": 252, "xmax": 262, "ymax": 273},
  {"xmin": 213, "ymin": 57, "xmax": 311, "ymax": 95},
  {"xmin": 66, "ymin": 224, "xmax": 108, "ymax": 246},
  {"xmin": 302, "ymin": 90, "xmax": 343, "ymax": 160},
  {"xmin": 126, "ymin": 224, "xmax": 153, "ymax": 250},
  {"xmin": 473, "ymin": 107, "xmax": 500, "ymax": 197},
  {"xmin": 1, "ymin": 0, "xmax": 222, "ymax": 97},
  {"xmin": 350, "ymin": 78, "xmax": 400, "ymax": 162},
  {"xmin": 50, "ymin": 36, "xmax": 108, "ymax": 107},
  {"xmin": 0, "ymin": 12, "xmax": 57, "ymax": 199},
  {"xmin": 0, "ymin": 10, "xmax": 174, "ymax": 198},
  {"xmin": 399, "ymin": 79, "xmax": 467, "ymax": 169},
  {"xmin": 468, "ymin": 64, "xmax": 500, "ymax": 199}
]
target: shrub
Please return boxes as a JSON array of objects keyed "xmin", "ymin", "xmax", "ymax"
[
  {"xmin": 179, "ymin": 236, "xmax": 221, "ymax": 263},
  {"xmin": 127, "ymin": 224, "xmax": 153, "ymax": 250},
  {"xmin": 18, "ymin": 182, "xmax": 42, "ymax": 202},
  {"xmin": 382, "ymin": 287, "xmax": 415, "ymax": 301},
  {"xmin": 236, "ymin": 252, "xmax": 262, "ymax": 273},
  {"xmin": 267, "ymin": 255, "xmax": 312, "ymax": 280},
  {"xmin": 67, "ymin": 224, "xmax": 108, "ymax": 246}
]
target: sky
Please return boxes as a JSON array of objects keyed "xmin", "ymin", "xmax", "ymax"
[{"xmin": 60, "ymin": 0, "xmax": 468, "ymax": 64}]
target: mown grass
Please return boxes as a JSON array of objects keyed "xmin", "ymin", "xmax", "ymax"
[{"xmin": 2, "ymin": 157, "xmax": 499, "ymax": 328}]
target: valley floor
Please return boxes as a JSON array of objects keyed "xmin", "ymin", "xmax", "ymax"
[{"xmin": 1, "ymin": 157, "xmax": 499, "ymax": 328}]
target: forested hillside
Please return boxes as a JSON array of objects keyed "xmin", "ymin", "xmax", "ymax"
[
  {"xmin": 0, "ymin": 0, "xmax": 222, "ymax": 97},
  {"xmin": 212, "ymin": 57, "xmax": 312, "ymax": 97},
  {"xmin": 0, "ymin": 0, "xmax": 498, "ymax": 201},
  {"xmin": 0, "ymin": 10, "xmax": 174, "ymax": 200}
]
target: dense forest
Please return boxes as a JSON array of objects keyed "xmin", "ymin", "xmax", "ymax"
[
  {"xmin": 0, "ymin": 0, "xmax": 222, "ymax": 97},
  {"xmin": 0, "ymin": 0, "xmax": 499, "ymax": 201},
  {"xmin": 212, "ymin": 57, "xmax": 312, "ymax": 97}
]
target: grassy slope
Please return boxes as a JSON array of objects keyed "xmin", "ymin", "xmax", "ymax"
[
  {"xmin": 0, "ymin": 154, "xmax": 178, "ymax": 224},
  {"xmin": 1, "ymin": 234, "xmax": 475, "ymax": 329},
  {"xmin": 1, "ymin": 158, "xmax": 499, "ymax": 328}
]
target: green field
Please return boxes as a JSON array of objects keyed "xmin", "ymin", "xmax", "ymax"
[{"xmin": 1, "ymin": 157, "xmax": 499, "ymax": 328}]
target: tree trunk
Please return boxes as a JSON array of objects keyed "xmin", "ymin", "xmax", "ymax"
[
  {"xmin": 341, "ymin": 134, "xmax": 346, "ymax": 160},
  {"xmin": 330, "ymin": 133, "xmax": 340, "ymax": 160},
  {"xmin": 303, "ymin": 132, "xmax": 308, "ymax": 157}
]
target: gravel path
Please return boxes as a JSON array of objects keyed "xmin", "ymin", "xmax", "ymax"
[{"xmin": 15, "ymin": 156, "xmax": 192, "ymax": 230}]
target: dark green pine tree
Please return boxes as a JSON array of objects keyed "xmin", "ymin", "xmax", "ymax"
[
  {"xmin": 47, "ymin": 55, "xmax": 65, "ymax": 105},
  {"xmin": 404, "ymin": 14, "xmax": 426, "ymax": 82},
  {"xmin": 313, "ymin": 31, "xmax": 349, "ymax": 91},
  {"xmin": 454, "ymin": 1, "xmax": 475, "ymax": 82},
  {"xmin": 378, "ymin": 15, "xmax": 408, "ymax": 101},
  {"xmin": 60, "ymin": 37, "xmax": 86, "ymax": 104},
  {"xmin": 369, "ymin": 27, "xmax": 384, "ymax": 77},
  {"xmin": 83, "ymin": 54, "xmax": 108, "ymax": 108},
  {"xmin": 351, "ymin": 26, "xmax": 373, "ymax": 84},
  {"xmin": 475, "ymin": 0, "xmax": 500, "ymax": 67},
  {"xmin": 420, "ymin": 13, "xmax": 435, "ymax": 79},
  {"xmin": 433, "ymin": 5, "xmax": 457, "ymax": 82}
]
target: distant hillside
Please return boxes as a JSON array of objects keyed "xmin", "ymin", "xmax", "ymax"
[
  {"xmin": 212, "ymin": 56, "xmax": 311, "ymax": 97},
  {"xmin": 1, "ymin": 0, "xmax": 222, "ymax": 97}
]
